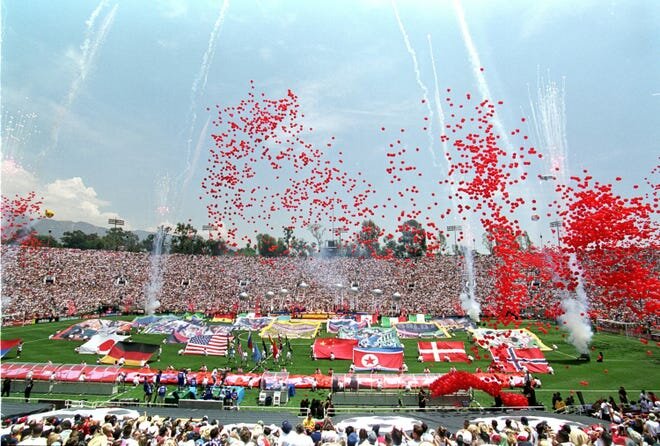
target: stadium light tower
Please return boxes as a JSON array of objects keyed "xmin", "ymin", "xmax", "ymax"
[
  {"xmin": 350, "ymin": 284, "xmax": 359, "ymax": 312},
  {"xmin": 265, "ymin": 290, "xmax": 275, "ymax": 313},
  {"xmin": 371, "ymin": 288, "xmax": 383, "ymax": 314},
  {"xmin": 279, "ymin": 288, "xmax": 289, "ymax": 311},
  {"xmin": 108, "ymin": 218, "xmax": 125, "ymax": 230},
  {"xmin": 393, "ymin": 291, "xmax": 402, "ymax": 314},
  {"xmin": 550, "ymin": 220, "xmax": 562, "ymax": 246},
  {"xmin": 447, "ymin": 225, "xmax": 462, "ymax": 255},
  {"xmin": 202, "ymin": 224, "xmax": 215, "ymax": 239},
  {"xmin": 297, "ymin": 281, "xmax": 309, "ymax": 301},
  {"xmin": 335, "ymin": 283, "xmax": 344, "ymax": 308}
]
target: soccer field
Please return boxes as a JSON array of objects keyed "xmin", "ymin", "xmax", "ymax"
[{"xmin": 1, "ymin": 317, "xmax": 658, "ymax": 409}]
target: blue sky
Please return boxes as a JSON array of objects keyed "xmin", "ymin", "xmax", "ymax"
[{"xmin": 2, "ymin": 0, "xmax": 658, "ymax": 247}]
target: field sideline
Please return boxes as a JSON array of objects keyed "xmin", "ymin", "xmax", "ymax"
[{"xmin": 1, "ymin": 316, "xmax": 658, "ymax": 409}]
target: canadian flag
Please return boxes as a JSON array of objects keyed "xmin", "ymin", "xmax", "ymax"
[
  {"xmin": 352, "ymin": 347, "xmax": 404, "ymax": 371},
  {"xmin": 417, "ymin": 341, "xmax": 469, "ymax": 363}
]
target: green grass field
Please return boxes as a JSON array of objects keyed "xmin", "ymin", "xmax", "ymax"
[{"xmin": 1, "ymin": 316, "xmax": 658, "ymax": 410}]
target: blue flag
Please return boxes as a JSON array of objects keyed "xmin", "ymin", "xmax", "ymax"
[{"xmin": 252, "ymin": 343, "xmax": 262, "ymax": 363}]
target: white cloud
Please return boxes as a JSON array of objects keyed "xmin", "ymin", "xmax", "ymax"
[
  {"xmin": 156, "ymin": 0, "xmax": 189, "ymax": 19},
  {"xmin": 1, "ymin": 159, "xmax": 121, "ymax": 227}
]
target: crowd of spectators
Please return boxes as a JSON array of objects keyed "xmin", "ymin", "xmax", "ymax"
[
  {"xmin": 0, "ymin": 246, "xmax": 653, "ymax": 328},
  {"xmin": 2, "ymin": 407, "xmax": 659, "ymax": 446}
]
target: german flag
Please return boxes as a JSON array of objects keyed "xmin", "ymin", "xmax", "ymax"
[{"xmin": 99, "ymin": 341, "xmax": 160, "ymax": 366}]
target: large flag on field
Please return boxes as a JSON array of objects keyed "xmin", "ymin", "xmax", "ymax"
[
  {"xmin": 393, "ymin": 321, "xmax": 450, "ymax": 338},
  {"xmin": 0, "ymin": 339, "xmax": 21, "ymax": 358},
  {"xmin": 183, "ymin": 334, "xmax": 231, "ymax": 356},
  {"xmin": 490, "ymin": 346, "xmax": 551, "ymax": 373},
  {"xmin": 100, "ymin": 341, "xmax": 160, "ymax": 366},
  {"xmin": 469, "ymin": 328, "xmax": 552, "ymax": 351},
  {"xmin": 353, "ymin": 347, "xmax": 404, "ymax": 371},
  {"xmin": 312, "ymin": 338, "xmax": 358, "ymax": 360},
  {"xmin": 417, "ymin": 341, "xmax": 469, "ymax": 363},
  {"xmin": 260, "ymin": 320, "xmax": 321, "ymax": 339},
  {"xmin": 77, "ymin": 334, "xmax": 129, "ymax": 355}
]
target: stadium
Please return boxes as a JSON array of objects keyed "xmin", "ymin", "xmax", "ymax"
[{"xmin": 1, "ymin": 1, "xmax": 658, "ymax": 446}]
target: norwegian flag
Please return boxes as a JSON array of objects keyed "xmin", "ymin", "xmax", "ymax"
[
  {"xmin": 183, "ymin": 334, "xmax": 231, "ymax": 356},
  {"xmin": 417, "ymin": 341, "xmax": 469, "ymax": 363},
  {"xmin": 353, "ymin": 347, "xmax": 404, "ymax": 371},
  {"xmin": 490, "ymin": 346, "xmax": 550, "ymax": 373}
]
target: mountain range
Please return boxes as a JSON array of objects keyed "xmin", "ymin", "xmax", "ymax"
[{"xmin": 32, "ymin": 219, "xmax": 153, "ymax": 241}]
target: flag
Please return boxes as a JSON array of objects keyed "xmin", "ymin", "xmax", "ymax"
[
  {"xmin": 252, "ymin": 343, "xmax": 262, "ymax": 363},
  {"xmin": 313, "ymin": 338, "xmax": 358, "ymax": 360},
  {"xmin": 100, "ymin": 341, "xmax": 160, "ymax": 366},
  {"xmin": 237, "ymin": 340, "xmax": 244, "ymax": 357},
  {"xmin": 278, "ymin": 333, "xmax": 283, "ymax": 351},
  {"xmin": 417, "ymin": 341, "xmax": 469, "ymax": 363},
  {"xmin": 247, "ymin": 331, "xmax": 253, "ymax": 350},
  {"xmin": 285, "ymin": 335, "xmax": 292, "ymax": 352},
  {"xmin": 0, "ymin": 339, "xmax": 21, "ymax": 358},
  {"xmin": 183, "ymin": 334, "xmax": 231, "ymax": 356},
  {"xmin": 490, "ymin": 346, "xmax": 550, "ymax": 373},
  {"xmin": 269, "ymin": 335, "xmax": 279, "ymax": 358},
  {"xmin": 262, "ymin": 337, "xmax": 268, "ymax": 357},
  {"xmin": 352, "ymin": 347, "xmax": 404, "ymax": 371}
]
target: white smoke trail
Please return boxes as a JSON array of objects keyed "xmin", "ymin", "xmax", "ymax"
[
  {"xmin": 427, "ymin": 34, "xmax": 449, "ymax": 167},
  {"xmin": 182, "ymin": 0, "xmax": 230, "ymax": 179},
  {"xmin": 49, "ymin": 1, "xmax": 118, "ymax": 153},
  {"xmin": 530, "ymin": 75, "xmax": 593, "ymax": 352},
  {"xmin": 460, "ymin": 246, "xmax": 481, "ymax": 321},
  {"xmin": 451, "ymin": 0, "xmax": 511, "ymax": 151},
  {"xmin": 181, "ymin": 115, "xmax": 212, "ymax": 195},
  {"xmin": 144, "ymin": 225, "xmax": 166, "ymax": 315},
  {"xmin": 557, "ymin": 254, "xmax": 593, "ymax": 354},
  {"xmin": 529, "ymin": 73, "xmax": 568, "ymax": 184},
  {"xmin": 391, "ymin": 0, "xmax": 438, "ymax": 167},
  {"xmin": 428, "ymin": 35, "xmax": 480, "ymax": 319},
  {"xmin": 144, "ymin": 176, "xmax": 173, "ymax": 315}
]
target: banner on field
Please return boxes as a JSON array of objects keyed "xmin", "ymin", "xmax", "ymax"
[
  {"xmin": 393, "ymin": 321, "xmax": 450, "ymax": 339},
  {"xmin": 327, "ymin": 318, "xmax": 366, "ymax": 334},
  {"xmin": 489, "ymin": 346, "xmax": 551, "ymax": 373},
  {"xmin": 52, "ymin": 319, "xmax": 132, "ymax": 341},
  {"xmin": 100, "ymin": 342, "xmax": 160, "ymax": 367},
  {"xmin": 232, "ymin": 316, "xmax": 275, "ymax": 332},
  {"xmin": 259, "ymin": 320, "xmax": 321, "ymax": 339},
  {"xmin": 352, "ymin": 347, "xmax": 404, "ymax": 372},
  {"xmin": 77, "ymin": 334, "xmax": 129, "ymax": 355},
  {"xmin": 469, "ymin": 328, "xmax": 552, "ymax": 351},
  {"xmin": 312, "ymin": 338, "xmax": 358, "ymax": 360},
  {"xmin": 417, "ymin": 341, "xmax": 469, "ymax": 363},
  {"xmin": 432, "ymin": 317, "xmax": 477, "ymax": 332},
  {"xmin": 339, "ymin": 327, "xmax": 402, "ymax": 349}
]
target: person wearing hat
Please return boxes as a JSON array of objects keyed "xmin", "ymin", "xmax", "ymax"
[
  {"xmin": 644, "ymin": 413, "xmax": 659, "ymax": 441},
  {"xmin": 279, "ymin": 421, "xmax": 296, "ymax": 446},
  {"xmin": 347, "ymin": 432, "xmax": 359, "ymax": 446}
]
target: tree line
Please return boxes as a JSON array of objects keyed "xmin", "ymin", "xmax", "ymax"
[{"xmin": 18, "ymin": 219, "xmax": 532, "ymax": 257}]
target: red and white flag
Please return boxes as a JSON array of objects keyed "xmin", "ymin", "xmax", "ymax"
[
  {"xmin": 490, "ymin": 346, "xmax": 550, "ymax": 373},
  {"xmin": 353, "ymin": 347, "xmax": 404, "ymax": 371},
  {"xmin": 417, "ymin": 341, "xmax": 469, "ymax": 362},
  {"xmin": 313, "ymin": 338, "xmax": 358, "ymax": 360}
]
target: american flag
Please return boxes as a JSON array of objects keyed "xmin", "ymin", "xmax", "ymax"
[{"xmin": 183, "ymin": 334, "xmax": 231, "ymax": 356}]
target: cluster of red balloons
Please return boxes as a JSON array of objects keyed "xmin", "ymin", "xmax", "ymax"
[
  {"xmin": 1, "ymin": 191, "xmax": 43, "ymax": 244},
  {"xmin": 201, "ymin": 81, "xmax": 375, "ymax": 247},
  {"xmin": 428, "ymin": 370, "xmax": 529, "ymax": 407},
  {"xmin": 200, "ymin": 80, "xmax": 658, "ymax": 323}
]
